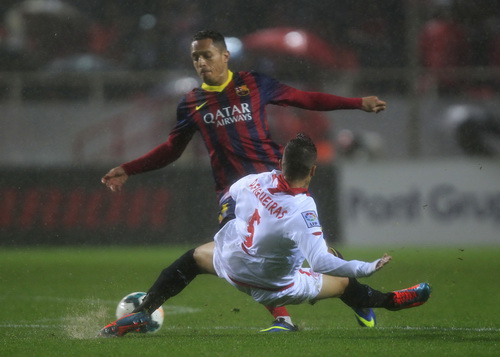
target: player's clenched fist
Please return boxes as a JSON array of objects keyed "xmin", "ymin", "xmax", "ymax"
[
  {"xmin": 361, "ymin": 96, "xmax": 387, "ymax": 113},
  {"xmin": 101, "ymin": 166, "xmax": 128, "ymax": 192}
]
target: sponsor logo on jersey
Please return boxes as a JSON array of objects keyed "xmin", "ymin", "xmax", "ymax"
[
  {"xmin": 301, "ymin": 210, "xmax": 321, "ymax": 228},
  {"xmin": 235, "ymin": 85, "xmax": 250, "ymax": 96},
  {"xmin": 202, "ymin": 103, "xmax": 253, "ymax": 127}
]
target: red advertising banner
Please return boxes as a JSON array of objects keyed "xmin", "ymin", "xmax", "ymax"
[
  {"xmin": 0, "ymin": 167, "xmax": 219, "ymax": 245},
  {"xmin": 0, "ymin": 166, "xmax": 339, "ymax": 245}
]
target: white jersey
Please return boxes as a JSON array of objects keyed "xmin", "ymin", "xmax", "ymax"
[{"xmin": 213, "ymin": 170, "xmax": 379, "ymax": 293}]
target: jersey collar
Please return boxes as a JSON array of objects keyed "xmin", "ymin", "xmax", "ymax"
[
  {"xmin": 201, "ymin": 70, "xmax": 233, "ymax": 92},
  {"xmin": 268, "ymin": 174, "xmax": 309, "ymax": 196}
]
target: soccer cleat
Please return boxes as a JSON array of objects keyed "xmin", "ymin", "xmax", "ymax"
[
  {"xmin": 98, "ymin": 312, "xmax": 152, "ymax": 337},
  {"xmin": 259, "ymin": 318, "xmax": 299, "ymax": 332},
  {"xmin": 353, "ymin": 308, "xmax": 376, "ymax": 328},
  {"xmin": 389, "ymin": 282, "xmax": 431, "ymax": 311}
]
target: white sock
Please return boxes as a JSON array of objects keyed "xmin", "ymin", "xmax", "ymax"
[{"xmin": 277, "ymin": 316, "xmax": 293, "ymax": 325}]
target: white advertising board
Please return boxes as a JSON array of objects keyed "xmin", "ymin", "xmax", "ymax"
[{"xmin": 340, "ymin": 159, "xmax": 500, "ymax": 245}]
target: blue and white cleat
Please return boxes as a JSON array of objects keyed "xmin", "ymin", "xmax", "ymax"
[
  {"xmin": 353, "ymin": 308, "xmax": 376, "ymax": 328},
  {"xmin": 98, "ymin": 312, "xmax": 152, "ymax": 337},
  {"xmin": 389, "ymin": 282, "xmax": 431, "ymax": 311},
  {"xmin": 259, "ymin": 318, "xmax": 299, "ymax": 332}
]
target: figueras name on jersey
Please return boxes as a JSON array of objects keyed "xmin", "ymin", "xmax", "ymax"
[
  {"xmin": 202, "ymin": 103, "xmax": 252, "ymax": 126},
  {"xmin": 248, "ymin": 178, "xmax": 288, "ymax": 219}
]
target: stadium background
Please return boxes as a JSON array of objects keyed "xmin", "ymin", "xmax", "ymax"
[{"xmin": 0, "ymin": 0, "xmax": 499, "ymax": 246}]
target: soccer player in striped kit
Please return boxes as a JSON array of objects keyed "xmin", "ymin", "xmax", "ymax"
[
  {"xmin": 102, "ymin": 30, "xmax": 387, "ymax": 331},
  {"xmin": 99, "ymin": 134, "xmax": 430, "ymax": 337}
]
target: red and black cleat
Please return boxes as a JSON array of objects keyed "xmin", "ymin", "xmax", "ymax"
[{"xmin": 389, "ymin": 283, "xmax": 431, "ymax": 311}]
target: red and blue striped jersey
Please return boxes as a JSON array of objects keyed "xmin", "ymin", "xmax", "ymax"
[{"xmin": 122, "ymin": 71, "xmax": 361, "ymax": 196}]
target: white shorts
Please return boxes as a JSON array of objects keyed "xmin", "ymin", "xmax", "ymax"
[
  {"xmin": 213, "ymin": 223, "xmax": 323, "ymax": 306},
  {"xmin": 224, "ymin": 267, "xmax": 323, "ymax": 307}
]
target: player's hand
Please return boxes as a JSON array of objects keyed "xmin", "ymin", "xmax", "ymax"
[
  {"xmin": 361, "ymin": 96, "xmax": 387, "ymax": 113},
  {"xmin": 101, "ymin": 166, "xmax": 128, "ymax": 192},
  {"xmin": 375, "ymin": 253, "xmax": 392, "ymax": 271}
]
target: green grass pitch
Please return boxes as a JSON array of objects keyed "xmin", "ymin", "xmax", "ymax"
[{"xmin": 0, "ymin": 245, "xmax": 499, "ymax": 356}]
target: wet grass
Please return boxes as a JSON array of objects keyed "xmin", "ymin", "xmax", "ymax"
[{"xmin": 0, "ymin": 245, "xmax": 498, "ymax": 356}]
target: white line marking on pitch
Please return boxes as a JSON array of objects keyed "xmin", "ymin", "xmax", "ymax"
[
  {"xmin": 3, "ymin": 324, "xmax": 498, "ymax": 333},
  {"xmin": 1, "ymin": 298, "xmax": 497, "ymax": 333},
  {"xmin": 378, "ymin": 326, "xmax": 500, "ymax": 333}
]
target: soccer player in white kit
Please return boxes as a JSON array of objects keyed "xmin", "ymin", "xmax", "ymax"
[
  {"xmin": 210, "ymin": 133, "xmax": 416, "ymax": 318},
  {"xmin": 99, "ymin": 134, "xmax": 431, "ymax": 337},
  {"xmin": 213, "ymin": 163, "xmax": 385, "ymax": 308}
]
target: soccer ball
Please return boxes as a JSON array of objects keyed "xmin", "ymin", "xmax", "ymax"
[{"xmin": 115, "ymin": 291, "xmax": 164, "ymax": 333}]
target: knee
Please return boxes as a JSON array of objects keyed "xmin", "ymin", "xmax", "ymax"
[
  {"xmin": 192, "ymin": 246, "xmax": 205, "ymax": 264},
  {"xmin": 339, "ymin": 277, "xmax": 350, "ymax": 294},
  {"xmin": 193, "ymin": 242, "xmax": 215, "ymax": 274},
  {"xmin": 317, "ymin": 275, "xmax": 351, "ymax": 300},
  {"xmin": 192, "ymin": 247, "xmax": 205, "ymax": 267}
]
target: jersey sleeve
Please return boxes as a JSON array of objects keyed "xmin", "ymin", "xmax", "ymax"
[
  {"xmin": 272, "ymin": 85, "xmax": 362, "ymax": 111},
  {"xmin": 252, "ymin": 71, "xmax": 362, "ymax": 111},
  {"xmin": 121, "ymin": 101, "xmax": 197, "ymax": 175},
  {"xmin": 292, "ymin": 202, "xmax": 379, "ymax": 278}
]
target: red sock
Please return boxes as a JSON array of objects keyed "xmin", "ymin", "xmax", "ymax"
[{"xmin": 265, "ymin": 306, "xmax": 289, "ymax": 318}]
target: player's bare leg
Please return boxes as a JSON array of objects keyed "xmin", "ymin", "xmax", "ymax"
[{"xmin": 193, "ymin": 242, "xmax": 216, "ymax": 274}]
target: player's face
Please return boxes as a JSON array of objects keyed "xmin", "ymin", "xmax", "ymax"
[{"xmin": 191, "ymin": 38, "xmax": 230, "ymax": 86}]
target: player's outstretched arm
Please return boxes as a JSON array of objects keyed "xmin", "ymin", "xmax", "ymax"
[
  {"xmin": 375, "ymin": 253, "xmax": 392, "ymax": 271},
  {"xmin": 101, "ymin": 166, "xmax": 129, "ymax": 192},
  {"xmin": 361, "ymin": 96, "xmax": 387, "ymax": 113}
]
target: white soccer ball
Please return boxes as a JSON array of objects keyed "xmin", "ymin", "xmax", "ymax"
[{"xmin": 115, "ymin": 291, "xmax": 164, "ymax": 333}]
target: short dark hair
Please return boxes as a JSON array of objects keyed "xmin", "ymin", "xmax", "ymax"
[
  {"xmin": 192, "ymin": 30, "xmax": 227, "ymax": 50},
  {"xmin": 282, "ymin": 133, "xmax": 317, "ymax": 181}
]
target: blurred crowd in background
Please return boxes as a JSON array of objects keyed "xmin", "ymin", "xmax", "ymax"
[
  {"xmin": 0, "ymin": 0, "xmax": 499, "ymax": 73},
  {"xmin": 1, "ymin": 0, "xmax": 499, "ymax": 162}
]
